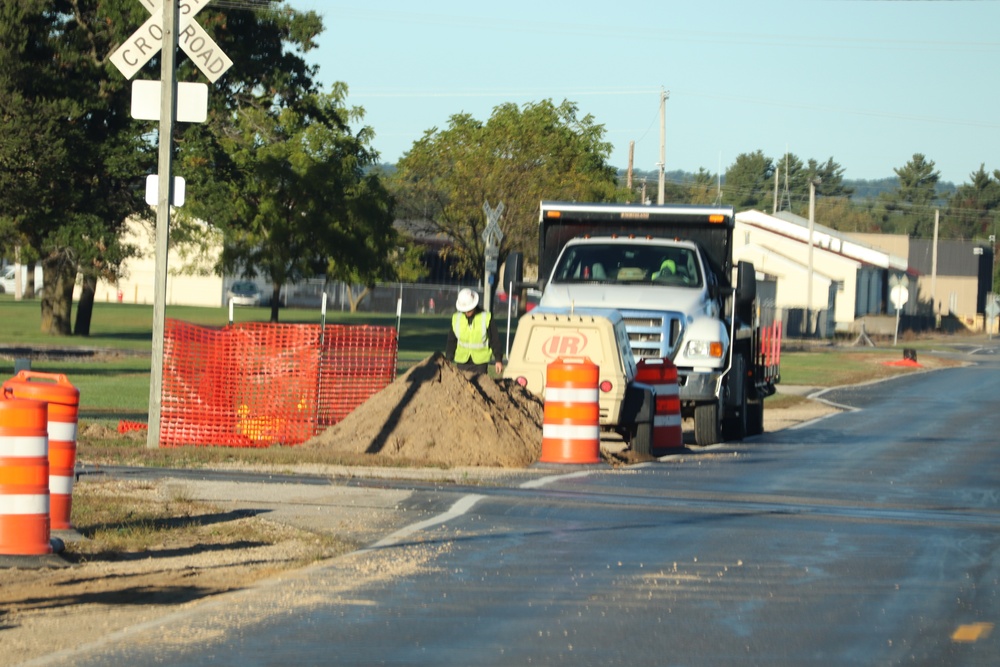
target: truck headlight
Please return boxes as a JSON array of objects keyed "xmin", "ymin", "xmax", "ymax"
[{"xmin": 685, "ymin": 340, "xmax": 724, "ymax": 359}]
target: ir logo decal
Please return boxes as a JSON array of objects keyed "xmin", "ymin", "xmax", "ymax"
[{"xmin": 542, "ymin": 332, "xmax": 589, "ymax": 359}]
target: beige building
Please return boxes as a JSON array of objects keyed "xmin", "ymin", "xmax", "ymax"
[
  {"xmin": 735, "ymin": 210, "xmax": 908, "ymax": 335},
  {"xmin": 91, "ymin": 216, "xmax": 225, "ymax": 307},
  {"xmin": 850, "ymin": 233, "xmax": 993, "ymax": 331}
]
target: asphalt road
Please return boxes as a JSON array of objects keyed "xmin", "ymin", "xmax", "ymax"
[{"xmin": 27, "ymin": 341, "xmax": 1000, "ymax": 667}]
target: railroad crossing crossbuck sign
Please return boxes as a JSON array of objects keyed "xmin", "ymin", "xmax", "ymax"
[
  {"xmin": 482, "ymin": 201, "xmax": 504, "ymax": 273},
  {"xmin": 110, "ymin": 0, "xmax": 233, "ymax": 83}
]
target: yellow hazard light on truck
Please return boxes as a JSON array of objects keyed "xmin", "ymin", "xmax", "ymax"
[
  {"xmin": 545, "ymin": 211, "xmax": 562, "ymax": 219},
  {"xmin": 708, "ymin": 214, "xmax": 726, "ymax": 223},
  {"xmin": 710, "ymin": 342, "xmax": 723, "ymax": 357}
]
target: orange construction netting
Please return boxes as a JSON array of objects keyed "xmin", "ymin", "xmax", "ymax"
[{"xmin": 159, "ymin": 319, "xmax": 397, "ymax": 447}]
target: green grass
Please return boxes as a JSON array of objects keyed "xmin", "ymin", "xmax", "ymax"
[
  {"xmin": 0, "ymin": 297, "xmax": 933, "ymax": 434},
  {"xmin": 777, "ymin": 348, "xmax": 913, "ymax": 386},
  {"xmin": 0, "ymin": 299, "xmax": 455, "ymax": 420}
]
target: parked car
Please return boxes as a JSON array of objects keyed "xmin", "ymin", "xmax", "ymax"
[
  {"xmin": 226, "ymin": 280, "xmax": 262, "ymax": 307},
  {"xmin": 0, "ymin": 265, "xmax": 44, "ymax": 296},
  {"xmin": 0, "ymin": 267, "xmax": 14, "ymax": 294}
]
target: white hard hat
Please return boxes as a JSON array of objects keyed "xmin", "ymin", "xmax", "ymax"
[{"xmin": 455, "ymin": 288, "xmax": 480, "ymax": 312}]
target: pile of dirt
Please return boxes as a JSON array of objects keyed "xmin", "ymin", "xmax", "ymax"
[{"xmin": 305, "ymin": 352, "xmax": 545, "ymax": 468}]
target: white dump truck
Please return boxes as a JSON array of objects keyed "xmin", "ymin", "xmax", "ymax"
[{"xmin": 505, "ymin": 201, "xmax": 780, "ymax": 447}]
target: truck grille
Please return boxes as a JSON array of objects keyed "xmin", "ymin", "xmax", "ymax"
[{"xmin": 622, "ymin": 312, "xmax": 684, "ymax": 359}]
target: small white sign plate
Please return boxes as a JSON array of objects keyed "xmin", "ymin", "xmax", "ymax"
[{"xmin": 145, "ymin": 175, "xmax": 186, "ymax": 207}]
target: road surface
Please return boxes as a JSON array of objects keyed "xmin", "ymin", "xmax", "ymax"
[{"xmin": 27, "ymin": 342, "xmax": 1000, "ymax": 666}]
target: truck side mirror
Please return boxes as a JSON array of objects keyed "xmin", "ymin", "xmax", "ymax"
[{"xmin": 736, "ymin": 260, "xmax": 756, "ymax": 306}]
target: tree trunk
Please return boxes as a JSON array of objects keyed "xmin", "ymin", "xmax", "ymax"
[
  {"xmin": 39, "ymin": 259, "xmax": 75, "ymax": 335},
  {"xmin": 23, "ymin": 260, "xmax": 38, "ymax": 299},
  {"xmin": 347, "ymin": 285, "xmax": 371, "ymax": 313},
  {"xmin": 74, "ymin": 273, "xmax": 97, "ymax": 335},
  {"xmin": 269, "ymin": 283, "xmax": 281, "ymax": 323}
]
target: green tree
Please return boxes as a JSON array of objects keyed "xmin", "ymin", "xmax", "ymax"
[
  {"xmin": 944, "ymin": 165, "xmax": 1000, "ymax": 240},
  {"xmin": 391, "ymin": 100, "xmax": 622, "ymax": 275},
  {"xmin": 808, "ymin": 157, "xmax": 853, "ymax": 199},
  {"xmin": 184, "ymin": 84, "xmax": 397, "ymax": 321},
  {"xmin": 723, "ymin": 150, "xmax": 775, "ymax": 211},
  {"xmin": 0, "ymin": 0, "xmax": 149, "ymax": 334},
  {"xmin": 0, "ymin": 1, "xmax": 329, "ymax": 333},
  {"xmin": 815, "ymin": 197, "xmax": 878, "ymax": 233},
  {"xmin": 687, "ymin": 168, "xmax": 721, "ymax": 205},
  {"xmin": 875, "ymin": 153, "xmax": 941, "ymax": 236}
]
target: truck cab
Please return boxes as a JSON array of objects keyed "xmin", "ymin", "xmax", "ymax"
[{"xmin": 521, "ymin": 201, "xmax": 780, "ymax": 447}]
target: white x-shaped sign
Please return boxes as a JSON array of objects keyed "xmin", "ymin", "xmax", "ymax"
[{"xmin": 110, "ymin": 0, "xmax": 233, "ymax": 83}]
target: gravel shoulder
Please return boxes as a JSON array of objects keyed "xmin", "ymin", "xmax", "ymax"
[{"xmin": 0, "ymin": 395, "xmax": 840, "ymax": 667}]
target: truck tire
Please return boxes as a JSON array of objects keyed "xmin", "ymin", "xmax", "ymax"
[
  {"xmin": 694, "ymin": 401, "xmax": 721, "ymax": 446},
  {"xmin": 747, "ymin": 398, "xmax": 764, "ymax": 436},
  {"xmin": 722, "ymin": 355, "xmax": 748, "ymax": 442}
]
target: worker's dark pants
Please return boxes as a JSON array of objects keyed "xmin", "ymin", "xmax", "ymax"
[{"xmin": 454, "ymin": 361, "xmax": 489, "ymax": 374}]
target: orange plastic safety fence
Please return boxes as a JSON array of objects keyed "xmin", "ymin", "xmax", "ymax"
[
  {"xmin": 159, "ymin": 319, "xmax": 397, "ymax": 448},
  {"xmin": 316, "ymin": 325, "xmax": 399, "ymax": 430}
]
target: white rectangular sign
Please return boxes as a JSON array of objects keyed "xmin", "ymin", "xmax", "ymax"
[
  {"xmin": 145, "ymin": 174, "xmax": 186, "ymax": 207},
  {"xmin": 131, "ymin": 80, "xmax": 208, "ymax": 122}
]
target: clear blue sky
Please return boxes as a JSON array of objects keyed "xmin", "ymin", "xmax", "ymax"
[{"xmin": 287, "ymin": 0, "xmax": 1000, "ymax": 186}]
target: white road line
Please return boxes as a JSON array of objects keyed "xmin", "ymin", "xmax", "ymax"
[{"xmin": 367, "ymin": 493, "xmax": 485, "ymax": 549}]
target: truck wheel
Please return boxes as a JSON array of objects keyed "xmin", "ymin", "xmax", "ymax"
[
  {"xmin": 747, "ymin": 398, "xmax": 764, "ymax": 436},
  {"xmin": 693, "ymin": 402, "xmax": 721, "ymax": 446},
  {"xmin": 722, "ymin": 355, "xmax": 748, "ymax": 442}
]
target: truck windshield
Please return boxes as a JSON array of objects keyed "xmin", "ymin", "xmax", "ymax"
[{"xmin": 551, "ymin": 244, "xmax": 702, "ymax": 287}]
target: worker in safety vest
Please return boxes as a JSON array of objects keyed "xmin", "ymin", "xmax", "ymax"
[{"xmin": 445, "ymin": 288, "xmax": 504, "ymax": 375}]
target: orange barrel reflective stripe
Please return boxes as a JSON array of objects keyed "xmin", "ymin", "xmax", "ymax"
[
  {"xmin": 540, "ymin": 357, "xmax": 600, "ymax": 464},
  {"xmin": 0, "ymin": 398, "xmax": 51, "ymax": 555},
  {"xmin": 635, "ymin": 358, "xmax": 683, "ymax": 453},
  {"xmin": 2, "ymin": 371, "xmax": 80, "ymax": 529}
]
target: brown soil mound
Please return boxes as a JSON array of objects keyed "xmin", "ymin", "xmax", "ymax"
[{"xmin": 305, "ymin": 352, "xmax": 544, "ymax": 468}]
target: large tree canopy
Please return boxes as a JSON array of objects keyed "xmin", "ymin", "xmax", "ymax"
[
  {"xmin": 183, "ymin": 83, "xmax": 398, "ymax": 320},
  {"xmin": 391, "ymin": 100, "xmax": 622, "ymax": 276},
  {"xmin": 0, "ymin": 0, "xmax": 150, "ymax": 334},
  {"xmin": 873, "ymin": 153, "xmax": 942, "ymax": 236}
]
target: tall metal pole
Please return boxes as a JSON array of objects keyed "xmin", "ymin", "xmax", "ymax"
[
  {"xmin": 147, "ymin": 0, "xmax": 178, "ymax": 449},
  {"xmin": 657, "ymin": 89, "xmax": 667, "ymax": 205},
  {"xmin": 931, "ymin": 209, "xmax": 939, "ymax": 321},
  {"xmin": 806, "ymin": 179, "xmax": 818, "ymax": 337}
]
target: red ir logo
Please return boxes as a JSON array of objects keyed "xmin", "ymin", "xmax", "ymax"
[{"xmin": 542, "ymin": 333, "xmax": 589, "ymax": 359}]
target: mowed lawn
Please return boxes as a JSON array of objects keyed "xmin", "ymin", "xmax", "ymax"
[
  {"xmin": 0, "ymin": 297, "xmax": 456, "ymax": 423},
  {"xmin": 0, "ymin": 295, "xmax": 939, "ymax": 423}
]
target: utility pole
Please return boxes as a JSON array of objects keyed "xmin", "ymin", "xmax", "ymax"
[
  {"xmin": 657, "ymin": 89, "xmax": 668, "ymax": 205},
  {"xmin": 806, "ymin": 178, "xmax": 820, "ymax": 336},
  {"xmin": 772, "ymin": 167, "xmax": 779, "ymax": 214},
  {"xmin": 931, "ymin": 210, "xmax": 939, "ymax": 323},
  {"xmin": 626, "ymin": 141, "xmax": 634, "ymax": 192},
  {"xmin": 147, "ymin": 0, "xmax": 178, "ymax": 449}
]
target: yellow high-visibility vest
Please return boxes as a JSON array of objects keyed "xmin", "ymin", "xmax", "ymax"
[{"xmin": 452, "ymin": 311, "xmax": 492, "ymax": 364}]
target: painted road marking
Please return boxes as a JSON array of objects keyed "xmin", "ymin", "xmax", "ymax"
[{"xmin": 951, "ymin": 622, "xmax": 994, "ymax": 643}]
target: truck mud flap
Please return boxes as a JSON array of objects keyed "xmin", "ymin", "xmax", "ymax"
[{"xmin": 620, "ymin": 383, "xmax": 655, "ymax": 457}]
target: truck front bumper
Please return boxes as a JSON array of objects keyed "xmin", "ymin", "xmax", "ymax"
[{"xmin": 677, "ymin": 369, "xmax": 721, "ymax": 403}]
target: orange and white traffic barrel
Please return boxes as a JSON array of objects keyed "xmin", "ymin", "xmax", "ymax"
[
  {"xmin": 540, "ymin": 357, "xmax": 600, "ymax": 464},
  {"xmin": 3, "ymin": 371, "xmax": 80, "ymax": 530},
  {"xmin": 0, "ymin": 398, "xmax": 51, "ymax": 555},
  {"xmin": 635, "ymin": 358, "xmax": 683, "ymax": 452}
]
